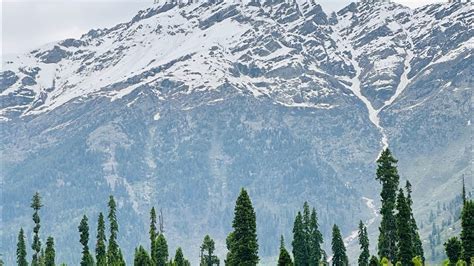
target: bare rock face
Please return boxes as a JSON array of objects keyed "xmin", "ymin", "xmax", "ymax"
[{"xmin": 1, "ymin": 1, "xmax": 471, "ymax": 264}]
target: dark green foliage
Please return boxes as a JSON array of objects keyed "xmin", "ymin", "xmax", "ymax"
[
  {"xmin": 200, "ymin": 235, "xmax": 219, "ymax": 266},
  {"xmin": 405, "ymin": 181, "xmax": 424, "ymax": 262},
  {"xmin": 107, "ymin": 196, "xmax": 124, "ymax": 265},
  {"xmin": 150, "ymin": 207, "xmax": 157, "ymax": 260},
  {"xmin": 17, "ymin": 228, "xmax": 28, "ymax": 266},
  {"xmin": 96, "ymin": 212, "xmax": 107, "ymax": 266},
  {"xmin": 293, "ymin": 202, "xmax": 324, "ymax": 266},
  {"xmin": 395, "ymin": 189, "xmax": 413, "ymax": 265},
  {"xmin": 278, "ymin": 236, "xmax": 293, "ymax": 266},
  {"xmin": 134, "ymin": 245, "xmax": 152, "ymax": 266},
  {"xmin": 461, "ymin": 200, "xmax": 474, "ymax": 261},
  {"xmin": 78, "ymin": 215, "xmax": 94, "ymax": 266},
  {"xmin": 444, "ymin": 237, "xmax": 462, "ymax": 265},
  {"xmin": 226, "ymin": 188, "xmax": 259, "ymax": 266},
  {"xmin": 307, "ymin": 206, "xmax": 323, "ymax": 265},
  {"xmin": 31, "ymin": 192, "xmax": 43, "ymax": 266},
  {"xmin": 292, "ymin": 211, "xmax": 307, "ymax": 266},
  {"xmin": 174, "ymin": 247, "xmax": 186, "ymax": 266},
  {"xmin": 376, "ymin": 149, "xmax": 399, "ymax": 262},
  {"xmin": 331, "ymin": 224, "xmax": 348, "ymax": 266},
  {"xmin": 358, "ymin": 221, "xmax": 369, "ymax": 266},
  {"xmin": 45, "ymin": 236, "xmax": 55, "ymax": 266},
  {"xmin": 153, "ymin": 234, "xmax": 169, "ymax": 266},
  {"xmin": 368, "ymin": 256, "xmax": 379, "ymax": 266}
]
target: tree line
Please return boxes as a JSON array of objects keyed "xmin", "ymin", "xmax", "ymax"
[{"xmin": 14, "ymin": 149, "xmax": 474, "ymax": 265}]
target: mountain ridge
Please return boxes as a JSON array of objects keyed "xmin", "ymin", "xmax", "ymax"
[{"xmin": 1, "ymin": 0, "xmax": 472, "ymax": 264}]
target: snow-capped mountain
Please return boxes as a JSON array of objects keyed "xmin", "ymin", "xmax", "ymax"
[{"xmin": 1, "ymin": 0, "xmax": 472, "ymax": 264}]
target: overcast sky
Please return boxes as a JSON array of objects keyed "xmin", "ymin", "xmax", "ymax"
[{"xmin": 1, "ymin": 0, "xmax": 443, "ymax": 56}]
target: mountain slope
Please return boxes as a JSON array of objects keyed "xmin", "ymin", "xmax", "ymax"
[{"xmin": 1, "ymin": 0, "xmax": 472, "ymax": 264}]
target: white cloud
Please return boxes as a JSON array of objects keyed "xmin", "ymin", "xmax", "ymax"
[{"xmin": 1, "ymin": 0, "xmax": 443, "ymax": 56}]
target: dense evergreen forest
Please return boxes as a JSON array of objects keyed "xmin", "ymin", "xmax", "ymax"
[{"xmin": 10, "ymin": 149, "xmax": 474, "ymax": 266}]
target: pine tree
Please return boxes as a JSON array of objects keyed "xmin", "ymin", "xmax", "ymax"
[
  {"xmin": 31, "ymin": 192, "xmax": 43, "ymax": 266},
  {"xmin": 78, "ymin": 215, "xmax": 94, "ymax": 266},
  {"xmin": 368, "ymin": 256, "xmax": 379, "ymax": 266},
  {"xmin": 358, "ymin": 221, "xmax": 369, "ymax": 266},
  {"xmin": 150, "ymin": 207, "xmax": 157, "ymax": 260},
  {"xmin": 461, "ymin": 200, "xmax": 474, "ymax": 262},
  {"xmin": 174, "ymin": 247, "xmax": 186, "ymax": 266},
  {"xmin": 17, "ymin": 228, "xmax": 28, "ymax": 266},
  {"xmin": 96, "ymin": 212, "xmax": 107, "ymax": 266},
  {"xmin": 395, "ymin": 189, "xmax": 413, "ymax": 265},
  {"xmin": 134, "ymin": 245, "xmax": 152, "ymax": 266},
  {"xmin": 376, "ymin": 149, "xmax": 399, "ymax": 262},
  {"xmin": 278, "ymin": 236, "xmax": 293, "ymax": 266},
  {"xmin": 444, "ymin": 237, "xmax": 462, "ymax": 265},
  {"xmin": 331, "ymin": 225, "xmax": 348, "ymax": 266},
  {"xmin": 200, "ymin": 235, "xmax": 218, "ymax": 266},
  {"xmin": 107, "ymin": 196, "xmax": 124, "ymax": 265},
  {"xmin": 153, "ymin": 234, "xmax": 169, "ymax": 266},
  {"xmin": 226, "ymin": 188, "xmax": 259, "ymax": 265},
  {"xmin": 462, "ymin": 175, "xmax": 466, "ymax": 204},
  {"xmin": 308, "ymin": 208, "xmax": 323, "ymax": 265},
  {"xmin": 292, "ymin": 211, "xmax": 307, "ymax": 266},
  {"xmin": 405, "ymin": 181, "xmax": 424, "ymax": 262},
  {"xmin": 44, "ymin": 236, "xmax": 55, "ymax": 266}
]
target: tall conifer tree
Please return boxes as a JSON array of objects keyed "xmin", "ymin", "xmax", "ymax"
[
  {"xmin": 292, "ymin": 211, "xmax": 307, "ymax": 266},
  {"xmin": 309, "ymin": 208, "xmax": 323, "ymax": 265},
  {"xmin": 405, "ymin": 181, "xmax": 424, "ymax": 262},
  {"xmin": 461, "ymin": 200, "xmax": 474, "ymax": 262},
  {"xmin": 278, "ymin": 236, "xmax": 293, "ymax": 266},
  {"xmin": 106, "ymin": 196, "xmax": 124, "ymax": 265},
  {"xmin": 153, "ymin": 234, "xmax": 169, "ymax": 266},
  {"xmin": 44, "ymin": 236, "xmax": 55, "ymax": 266},
  {"xmin": 134, "ymin": 246, "xmax": 152, "ymax": 266},
  {"xmin": 174, "ymin": 247, "xmax": 186, "ymax": 266},
  {"xmin": 31, "ymin": 192, "xmax": 43, "ymax": 266},
  {"xmin": 376, "ymin": 149, "xmax": 399, "ymax": 262},
  {"xmin": 444, "ymin": 237, "xmax": 462, "ymax": 265},
  {"xmin": 358, "ymin": 221, "xmax": 369, "ymax": 266},
  {"xmin": 78, "ymin": 215, "xmax": 94, "ymax": 266},
  {"xmin": 200, "ymin": 235, "xmax": 218, "ymax": 266},
  {"xmin": 331, "ymin": 225, "xmax": 348, "ymax": 266},
  {"xmin": 226, "ymin": 188, "xmax": 259, "ymax": 265},
  {"xmin": 395, "ymin": 189, "xmax": 413, "ymax": 265},
  {"xmin": 150, "ymin": 207, "xmax": 157, "ymax": 260},
  {"xmin": 17, "ymin": 228, "xmax": 28, "ymax": 266},
  {"xmin": 96, "ymin": 212, "xmax": 107, "ymax": 266}
]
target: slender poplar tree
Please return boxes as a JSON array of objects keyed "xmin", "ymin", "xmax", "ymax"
[
  {"xmin": 31, "ymin": 192, "xmax": 43, "ymax": 266},
  {"xmin": 78, "ymin": 215, "xmax": 94, "ymax": 266}
]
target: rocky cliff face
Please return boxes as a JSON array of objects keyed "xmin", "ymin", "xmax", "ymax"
[{"xmin": 1, "ymin": 0, "xmax": 472, "ymax": 264}]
